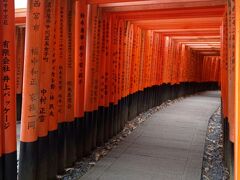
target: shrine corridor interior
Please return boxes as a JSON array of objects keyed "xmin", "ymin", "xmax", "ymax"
[{"xmin": 1, "ymin": 0, "xmax": 240, "ymax": 180}]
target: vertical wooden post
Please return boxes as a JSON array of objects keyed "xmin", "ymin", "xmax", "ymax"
[
  {"xmin": 102, "ymin": 13, "xmax": 112, "ymax": 142},
  {"xmin": 56, "ymin": 0, "xmax": 67, "ymax": 172},
  {"xmin": 74, "ymin": 0, "xmax": 87, "ymax": 159},
  {"xmin": 92, "ymin": 7, "xmax": 101, "ymax": 149},
  {"xmin": 0, "ymin": 1, "xmax": 3, "ymax": 179},
  {"xmin": 103, "ymin": 14, "xmax": 111, "ymax": 141},
  {"xmin": 47, "ymin": 0, "xmax": 58, "ymax": 178},
  {"xmin": 107, "ymin": 14, "xmax": 114, "ymax": 138},
  {"xmin": 16, "ymin": 27, "xmax": 25, "ymax": 122},
  {"xmin": 137, "ymin": 30, "xmax": 145, "ymax": 113},
  {"xmin": 119, "ymin": 19, "xmax": 126, "ymax": 128},
  {"xmin": 37, "ymin": 0, "xmax": 55, "ymax": 178},
  {"xmin": 235, "ymin": 0, "xmax": 240, "ymax": 179},
  {"xmin": 19, "ymin": 0, "xmax": 44, "ymax": 179},
  {"xmin": 116, "ymin": 17, "xmax": 121, "ymax": 133},
  {"xmin": 0, "ymin": 0, "xmax": 16, "ymax": 179},
  {"xmin": 227, "ymin": 0, "xmax": 236, "ymax": 143},
  {"xmin": 84, "ymin": 4, "xmax": 98, "ymax": 154},
  {"xmin": 65, "ymin": 0, "xmax": 76, "ymax": 167},
  {"xmin": 97, "ymin": 11, "xmax": 106, "ymax": 146}
]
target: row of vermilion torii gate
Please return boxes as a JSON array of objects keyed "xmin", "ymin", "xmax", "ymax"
[{"xmin": 0, "ymin": 0, "xmax": 224, "ymax": 179}]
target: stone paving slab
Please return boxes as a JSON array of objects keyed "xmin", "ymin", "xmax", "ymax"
[{"xmin": 81, "ymin": 91, "xmax": 220, "ymax": 180}]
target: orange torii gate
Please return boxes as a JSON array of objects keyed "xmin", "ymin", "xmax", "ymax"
[{"xmin": 9, "ymin": 0, "xmax": 227, "ymax": 179}]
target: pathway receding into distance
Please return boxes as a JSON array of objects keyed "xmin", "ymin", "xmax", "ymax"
[{"xmin": 82, "ymin": 91, "xmax": 220, "ymax": 180}]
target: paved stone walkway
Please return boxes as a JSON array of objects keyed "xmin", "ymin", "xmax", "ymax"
[{"xmin": 81, "ymin": 91, "xmax": 221, "ymax": 180}]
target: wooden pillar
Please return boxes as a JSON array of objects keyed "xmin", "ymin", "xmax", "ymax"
[
  {"xmin": 103, "ymin": 14, "xmax": 111, "ymax": 141},
  {"xmin": 91, "ymin": 7, "xmax": 101, "ymax": 149},
  {"xmin": 84, "ymin": 4, "xmax": 99, "ymax": 154},
  {"xmin": 0, "ymin": 0, "xmax": 17, "ymax": 179},
  {"xmin": 97, "ymin": 10, "xmax": 106, "ymax": 146},
  {"xmin": 47, "ymin": 0, "xmax": 58, "ymax": 178},
  {"xmin": 74, "ymin": 0, "xmax": 87, "ymax": 159},
  {"xmin": 15, "ymin": 27, "xmax": 25, "ymax": 122},
  {"xmin": 235, "ymin": 0, "xmax": 240, "ymax": 179},
  {"xmin": 0, "ymin": 2, "xmax": 3, "ymax": 179},
  {"xmin": 227, "ymin": 0, "xmax": 236, "ymax": 143},
  {"xmin": 55, "ymin": 0, "xmax": 67, "ymax": 173},
  {"xmin": 19, "ymin": 0, "xmax": 44, "ymax": 179},
  {"xmin": 65, "ymin": 0, "xmax": 76, "ymax": 167},
  {"xmin": 37, "ymin": 0, "xmax": 56, "ymax": 178}
]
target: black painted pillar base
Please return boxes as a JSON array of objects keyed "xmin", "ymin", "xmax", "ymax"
[
  {"xmin": 137, "ymin": 91, "xmax": 143, "ymax": 114},
  {"xmin": 0, "ymin": 156, "xmax": 3, "ymax": 180},
  {"xmin": 92, "ymin": 110, "xmax": 98, "ymax": 150},
  {"xmin": 83, "ymin": 112, "xmax": 93, "ymax": 156},
  {"xmin": 0, "ymin": 156, "xmax": 2, "ymax": 180},
  {"xmin": 133, "ymin": 92, "xmax": 139, "ymax": 118},
  {"xmin": 66, "ymin": 121, "xmax": 77, "ymax": 167},
  {"xmin": 117, "ymin": 100, "xmax": 122, "ymax": 133},
  {"xmin": 19, "ymin": 141, "xmax": 38, "ymax": 180},
  {"xmin": 97, "ymin": 107, "xmax": 105, "ymax": 147},
  {"xmin": 37, "ymin": 136, "xmax": 48, "ymax": 180},
  {"xmin": 17, "ymin": 94, "xmax": 22, "ymax": 122},
  {"xmin": 2, "ymin": 152, "xmax": 17, "ymax": 180},
  {"xmin": 104, "ymin": 106, "xmax": 110, "ymax": 143},
  {"xmin": 48, "ymin": 130, "xmax": 58, "ymax": 179},
  {"xmin": 222, "ymin": 116, "xmax": 234, "ymax": 179},
  {"xmin": 76, "ymin": 117, "xmax": 84, "ymax": 159},
  {"xmin": 125, "ymin": 96, "xmax": 129, "ymax": 122},
  {"xmin": 113, "ymin": 104, "xmax": 118, "ymax": 136},
  {"xmin": 120, "ymin": 98, "xmax": 125, "ymax": 131},
  {"xmin": 57, "ymin": 123, "xmax": 66, "ymax": 174},
  {"xmin": 128, "ymin": 94, "xmax": 133, "ymax": 121},
  {"xmin": 109, "ymin": 104, "xmax": 115, "ymax": 138}
]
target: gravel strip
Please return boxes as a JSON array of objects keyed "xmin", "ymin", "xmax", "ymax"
[
  {"xmin": 201, "ymin": 107, "xmax": 229, "ymax": 180},
  {"xmin": 57, "ymin": 97, "xmax": 185, "ymax": 180}
]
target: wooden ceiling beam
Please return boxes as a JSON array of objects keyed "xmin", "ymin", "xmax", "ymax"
[
  {"xmin": 132, "ymin": 17, "xmax": 222, "ymax": 30},
  {"xmin": 93, "ymin": 0, "xmax": 223, "ymax": 5},
  {"xmin": 170, "ymin": 36, "xmax": 221, "ymax": 39},
  {"xmin": 15, "ymin": 8, "xmax": 26, "ymax": 18},
  {"xmin": 140, "ymin": 24, "xmax": 220, "ymax": 30},
  {"xmin": 154, "ymin": 28, "xmax": 220, "ymax": 32},
  {"xmin": 131, "ymin": 17, "xmax": 222, "ymax": 24},
  {"xmin": 112, "ymin": 6, "xmax": 225, "ymax": 20},
  {"xmin": 175, "ymin": 40, "xmax": 220, "ymax": 43},
  {"xmin": 89, "ymin": 0, "xmax": 155, "ymax": 4},
  {"xmin": 190, "ymin": 47, "xmax": 220, "ymax": 50},
  {"xmin": 182, "ymin": 43, "xmax": 220, "ymax": 46},
  {"xmin": 197, "ymin": 51, "xmax": 220, "ymax": 54},
  {"xmin": 173, "ymin": 39, "xmax": 220, "ymax": 43},
  {"xmin": 116, "ymin": 12, "xmax": 223, "ymax": 21},
  {"xmin": 15, "ymin": 17, "xmax": 26, "ymax": 25},
  {"xmin": 163, "ymin": 32, "xmax": 220, "ymax": 36},
  {"xmin": 101, "ymin": 0, "xmax": 226, "ymax": 12}
]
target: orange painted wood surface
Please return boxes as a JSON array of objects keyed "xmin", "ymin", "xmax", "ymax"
[
  {"xmin": 75, "ymin": 0, "xmax": 87, "ymax": 117},
  {"xmin": 65, "ymin": 0, "xmax": 75, "ymax": 122},
  {"xmin": 21, "ymin": 0, "xmax": 44, "ymax": 142},
  {"xmin": 15, "ymin": 27, "xmax": 25, "ymax": 95},
  {"xmin": 0, "ymin": 0, "xmax": 3, "ymax": 159},
  {"xmin": 235, "ymin": 0, "xmax": 240, "ymax": 179},
  {"xmin": 48, "ymin": 0, "xmax": 58, "ymax": 132},
  {"xmin": 57, "ymin": 0, "xmax": 67, "ymax": 123},
  {"xmin": 227, "ymin": 0, "xmax": 235, "ymax": 142}
]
